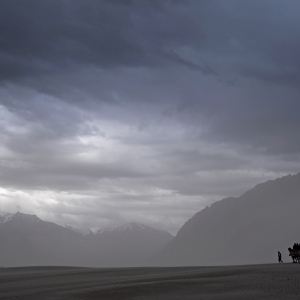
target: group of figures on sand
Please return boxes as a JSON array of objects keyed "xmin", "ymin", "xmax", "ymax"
[
  {"xmin": 277, "ymin": 243, "xmax": 300, "ymax": 263},
  {"xmin": 288, "ymin": 243, "xmax": 300, "ymax": 263}
]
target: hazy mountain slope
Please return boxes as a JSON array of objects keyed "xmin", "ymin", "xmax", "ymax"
[
  {"xmin": 152, "ymin": 173, "xmax": 300, "ymax": 266},
  {"xmin": 87, "ymin": 222, "xmax": 173, "ymax": 267},
  {"xmin": 65, "ymin": 224, "xmax": 94, "ymax": 236},
  {"xmin": 0, "ymin": 213, "xmax": 173, "ymax": 267},
  {"xmin": 0, "ymin": 212, "xmax": 95, "ymax": 267}
]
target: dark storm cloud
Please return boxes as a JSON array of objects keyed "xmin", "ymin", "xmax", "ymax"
[
  {"xmin": 187, "ymin": 0, "xmax": 300, "ymax": 86},
  {"xmin": 0, "ymin": 0, "xmax": 201, "ymax": 83},
  {"xmin": 1, "ymin": 0, "xmax": 300, "ymax": 89},
  {"xmin": 1, "ymin": 0, "xmax": 300, "ymax": 233}
]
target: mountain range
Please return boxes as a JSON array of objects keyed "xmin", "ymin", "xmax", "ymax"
[
  {"xmin": 0, "ymin": 212, "xmax": 173, "ymax": 267},
  {"xmin": 1, "ymin": 173, "xmax": 300, "ymax": 267}
]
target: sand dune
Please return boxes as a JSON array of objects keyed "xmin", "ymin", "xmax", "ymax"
[{"xmin": 0, "ymin": 264, "xmax": 299, "ymax": 299}]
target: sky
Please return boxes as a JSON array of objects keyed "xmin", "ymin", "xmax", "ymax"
[{"xmin": 0, "ymin": 0, "xmax": 300, "ymax": 235}]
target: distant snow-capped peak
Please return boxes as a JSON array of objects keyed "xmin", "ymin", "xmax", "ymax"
[
  {"xmin": 95, "ymin": 222, "xmax": 172, "ymax": 237},
  {"xmin": 0, "ymin": 211, "xmax": 14, "ymax": 224},
  {"xmin": 96, "ymin": 227, "xmax": 114, "ymax": 234},
  {"xmin": 95, "ymin": 223, "xmax": 149, "ymax": 235},
  {"xmin": 0, "ymin": 211, "xmax": 41, "ymax": 224},
  {"xmin": 112, "ymin": 222, "xmax": 172, "ymax": 236},
  {"xmin": 115, "ymin": 222, "xmax": 148, "ymax": 232}
]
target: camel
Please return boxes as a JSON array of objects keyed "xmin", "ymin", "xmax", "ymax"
[{"xmin": 288, "ymin": 248, "xmax": 300, "ymax": 263}]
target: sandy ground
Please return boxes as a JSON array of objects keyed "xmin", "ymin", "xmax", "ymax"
[{"xmin": 0, "ymin": 264, "xmax": 299, "ymax": 300}]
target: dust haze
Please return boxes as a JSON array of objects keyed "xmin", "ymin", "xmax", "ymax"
[{"xmin": 1, "ymin": 4, "xmax": 300, "ymax": 299}]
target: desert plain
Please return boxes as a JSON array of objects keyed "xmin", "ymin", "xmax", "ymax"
[{"xmin": 0, "ymin": 263, "xmax": 299, "ymax": 300}]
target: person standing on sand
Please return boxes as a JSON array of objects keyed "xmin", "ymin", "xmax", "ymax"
[{"xmin": 278, "ymin": 251, "xmax": 283, "ymax": 263}]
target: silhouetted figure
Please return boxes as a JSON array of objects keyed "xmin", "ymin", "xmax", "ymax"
[{"xmin": 278, "ymin": 251, "xmax": 283, "ymax": 263}]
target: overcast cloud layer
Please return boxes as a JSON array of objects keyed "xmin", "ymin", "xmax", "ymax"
[{"xmin": 1, "ymin": 0, "xmax": 300, "ymax": 234}]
